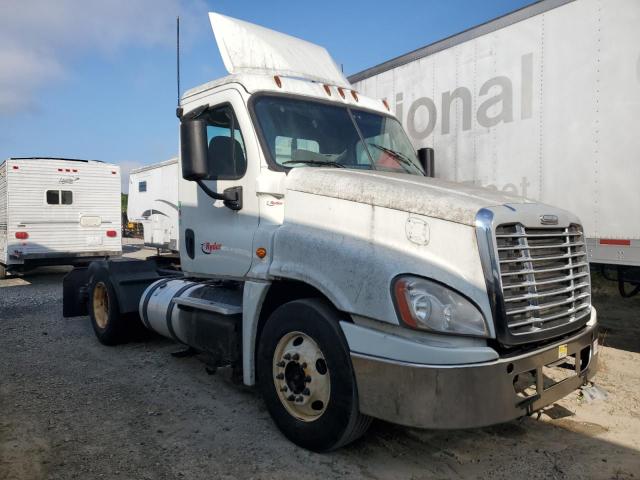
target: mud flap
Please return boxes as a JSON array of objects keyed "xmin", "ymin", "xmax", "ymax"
[{"xmin": 63, "ymin": 267, "xmax": 90, "ymax": 317}]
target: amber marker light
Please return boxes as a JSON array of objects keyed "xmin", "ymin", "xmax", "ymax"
[
  {"xmin": 393, "ymin": 278, "xmax": 418, "ymax": 328},
  {"xmin": 256, "ymin": 247, "xmax": 267, "ymax": 259},
  {"xmin": 351, "ymin": 90, "xmax": 359, "ymax": 101},
  {"xmin": 274, "ymin": 75, "xmax": 282, "ymax": 88},
  {"xmin": 323, "ymin": 84, "xmax": 331, "ymax": 96},
  {"xmin": 382, "ymin": 99, "xmax": 390, "ymax": 111},
  {"xmin": 337, "ymin": 87, "xmax": 345, "ymax": 99}
]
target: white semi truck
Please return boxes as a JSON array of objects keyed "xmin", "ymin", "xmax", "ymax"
[
  {"xmin": 63, "ymin": 13, "xmax": 599, "ymax": 451},
  {"xmin": 349, "ymin": 0, "xmax": 640, "ymax": 295}
]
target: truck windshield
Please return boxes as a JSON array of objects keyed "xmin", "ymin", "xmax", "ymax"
[{"xmin": 253, "ymin": 96, "xmax": 425, "ymax": 175}]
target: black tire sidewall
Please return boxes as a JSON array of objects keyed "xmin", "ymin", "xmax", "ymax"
[{"xmin": 257, "ymin": 298, "xmax": 360, "ymax": 452}]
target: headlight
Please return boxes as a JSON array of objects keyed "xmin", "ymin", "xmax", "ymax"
[{"xmin": 393, "ymin": 276, "xmax": 489, "ymax": 337}]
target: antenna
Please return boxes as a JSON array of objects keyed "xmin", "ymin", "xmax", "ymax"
[{"xmin": 176, "ymin": 16, "xmax": 181, "ymax": 107}]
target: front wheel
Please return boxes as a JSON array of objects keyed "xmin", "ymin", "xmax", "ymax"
[{"xmin": 257, "ymin": 298, "xmax": 371, "ymax": 451}]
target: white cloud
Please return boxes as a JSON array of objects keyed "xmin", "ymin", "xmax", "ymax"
[{"xmin": 0, "ymin": 0, "xmax": 206, "ymax": 114}]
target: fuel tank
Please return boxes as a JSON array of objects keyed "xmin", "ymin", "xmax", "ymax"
[{"xmin": 139, "ymin": 279, "xmax": 243, "ymax": 363}]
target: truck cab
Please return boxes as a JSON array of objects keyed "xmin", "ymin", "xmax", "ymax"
[{"xmin": 63, "ymin": 12, "xmax": 598, "ymax": 451}]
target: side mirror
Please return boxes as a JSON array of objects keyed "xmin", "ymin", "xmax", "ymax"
[
  {"xmin": 180, "ymin": 119, "xmax": 208, "ymax": 181},
  {"xmin": 417, "ymin": 147, "xmax": 435, "ymax": 178}
]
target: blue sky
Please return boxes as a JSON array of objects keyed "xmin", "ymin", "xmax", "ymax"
[{"xmin": 0, "ymin": 0, "xmax": 535, "ymax": 191}]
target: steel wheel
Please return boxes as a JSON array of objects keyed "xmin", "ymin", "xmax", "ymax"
[
  {"xmin": 92, "ymin": 281, "xmax": 109, "ymax": 329},
  {"xmin": 272, "ymin": 331, "xmax": 330, "ymax": 422}
]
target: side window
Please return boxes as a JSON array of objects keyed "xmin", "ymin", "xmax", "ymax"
[
  {"xmin": 61, "ymin": 190, "xmax": 73, "ymax": 205},
  {"xmin": 205, "ymin": 105, "xmax": 247, "ymax": 180},
  {"xmin": 138, "ymin": 181, "xmax": 147, "ymax": 192},
  {"xmin": 46, "ymin": 190, "xmax": 60, "ymax": 205},
  {"xmin": 275, "ymin": 136, "xmax": 320, "ymax": 164},
  {"xmin": 46, "ymin": 190, "xmax": 73, "ymax": 205}
]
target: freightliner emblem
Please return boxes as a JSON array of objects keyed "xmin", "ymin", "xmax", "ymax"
[{"xmin": 540, "ymin": 214, "xmax": 559, "ymax": 225}]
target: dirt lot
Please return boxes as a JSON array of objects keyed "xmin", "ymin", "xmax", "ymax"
[{"xmin": 1, "ymin": 247, "xmax": 639, "ymax": 480}]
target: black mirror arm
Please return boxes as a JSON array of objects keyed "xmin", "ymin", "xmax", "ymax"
[{"xmin": 196, "ymin": 180, "xmax": 243, "ymax": 211}]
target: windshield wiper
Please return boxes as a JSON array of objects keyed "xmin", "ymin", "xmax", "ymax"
[
  {"xmin": 368, "ymin": 144, "xmax": 423, "ymax": 174},
  {"xmin": 283, "ymin": 160, "xmax": 345, "ymax": 168}
]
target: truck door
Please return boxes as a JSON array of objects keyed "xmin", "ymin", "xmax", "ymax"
[{"xmin": 179, "ymin": 89, "xmax": 260, "ymax": 278}]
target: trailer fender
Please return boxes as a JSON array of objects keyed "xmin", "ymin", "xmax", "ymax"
[{"xmin": 63, "ymin": 259, "xmax": 180, "ymax": 318}]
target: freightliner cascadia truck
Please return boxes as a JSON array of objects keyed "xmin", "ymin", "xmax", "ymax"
[{"xmin": 63, "ymin": 13, "xmax": 599, "ymax": 451}]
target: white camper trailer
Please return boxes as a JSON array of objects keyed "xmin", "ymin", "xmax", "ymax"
[
  {"xmin": 350, "ymin": 0, "xmax": 640, "ymax": 275},
  {"xmin": 0, "ymin": 157, "xmax": 122, "ymax": 277},
  {"xmin": 127, "ymin": 158, "xmax": 179, "ymax": 251}
]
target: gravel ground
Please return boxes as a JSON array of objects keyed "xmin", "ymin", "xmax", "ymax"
[{"xmin": 1, "ymin": 249, "xmax": 639, "ymax": 479}]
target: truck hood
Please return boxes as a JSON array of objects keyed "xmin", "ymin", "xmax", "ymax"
[{"xmin": 285, "ymin": 168, "xmax": 532, "ymax": 226}]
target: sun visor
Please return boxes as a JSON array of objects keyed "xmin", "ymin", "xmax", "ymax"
[{"xmin": 209, "ymin": 12, "xmax": 350, "ymax": 87}]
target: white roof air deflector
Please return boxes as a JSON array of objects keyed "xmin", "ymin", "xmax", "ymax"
[{"xmin": 209, "ymin": 12, "xmax": 350, "ymax": 87}]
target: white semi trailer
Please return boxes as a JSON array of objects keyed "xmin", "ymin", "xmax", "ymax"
[
  {"xmin": 0, "ymin": 157, "xmax": 121, "ymax": 278},
  {"xmin": 63, "ymin": 13, "xmax": 599, "ymax": 451},
  {"xmin": 127, "ymin": 158, "xmax": 179, "ymax": 252},
  {"xmin": 350, "ymin": 0, "xmax": 640, "ymax": 294}
]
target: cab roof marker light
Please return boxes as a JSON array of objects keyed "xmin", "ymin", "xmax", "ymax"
[
  {"xmin": 337, "ymin": 87, "xmax": 345, "ymax": 99},
  {"xmin": 274, "ymin": 75, "xmax": 282, "ymax": 88},
  {"xmin": 351, "ymin": 90, "xmax": 359, "ymax": 102},
  {"xmin": 382, "ymin": 99, "xmax": 390, "ymax": 111},
  {"xmin": 323, "ymin": 84, "xmax": 331, "ymax": 96}
]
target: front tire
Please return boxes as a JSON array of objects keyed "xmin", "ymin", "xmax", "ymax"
[
  {"xmin": 257, "ymin": 298, "xmax": 371, "ymax": 451},
  {"xmin": 88, "ymin": 272, "xmax": 129, "ymax": 345}
]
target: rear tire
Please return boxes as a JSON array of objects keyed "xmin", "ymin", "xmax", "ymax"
[
  {"xmin": 257, "ymin": 298, "xmax": 371, "ymax": 451},
  {"xmin": 88, "ymin": 271, "xmax": 130, "ymax": 345}
]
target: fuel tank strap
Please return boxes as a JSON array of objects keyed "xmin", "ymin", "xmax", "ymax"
[{"xmin": 166, "ymin": 283, "xmax": 199, "ymax": 344}]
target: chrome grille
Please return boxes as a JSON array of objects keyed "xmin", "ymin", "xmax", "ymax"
[{"xmin": 495, "ymin": 224, "xmax": 591, "ymax": 338}]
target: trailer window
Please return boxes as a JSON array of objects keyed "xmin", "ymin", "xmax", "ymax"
[
  {"xmin": 138, "ymin": 181, "xmax": 147, "ymax": 192},
  {"xmin": 61, "ymin": 190, "xmax": 73, "ymax": 205},
  {"xmin": 46, "ymin": 190, "xmax": 59, "ymax": 204},
  {"xmin": 46, "ymin": 190, "xmax": 73, "ymax": 205}
]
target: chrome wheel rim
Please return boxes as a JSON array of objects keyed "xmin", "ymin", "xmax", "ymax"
[
  {"xmin": 93, "ymin": 282, "xmax": 109, "ymax": 329},
  {"xmin": 273, "ymin": 331, "xmax": 330, "ymax": 422}
]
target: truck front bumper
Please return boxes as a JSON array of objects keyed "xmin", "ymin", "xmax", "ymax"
[{"xmin": 351, "ymin": 322, "xmax": 598, "ymax": 429}]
